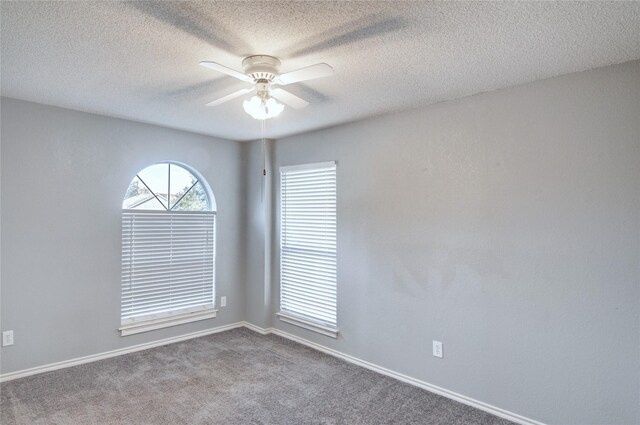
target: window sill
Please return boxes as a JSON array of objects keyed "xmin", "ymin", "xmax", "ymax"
[
  {"xmin": 276, "ymin": 312, "xmax": 338, "ymax": 338},
  {"xmin": 119, "ymin": 309, "xmax": 217, "ymax": 336}
]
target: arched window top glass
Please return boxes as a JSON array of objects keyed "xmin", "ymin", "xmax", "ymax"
[{"xmin": 123, "ymin": 162, "xmax": 215, "ymax": 212}]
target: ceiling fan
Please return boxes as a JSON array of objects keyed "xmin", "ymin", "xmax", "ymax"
[{"xmin": 199, "ymin": 55, "xmax": 334, "ymax": 119}]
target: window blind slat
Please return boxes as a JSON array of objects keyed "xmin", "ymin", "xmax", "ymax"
[
  {"xmin": 280, "ymin": 162, "xmax": 337, "ymax": 329},
  {"xmin": 281, "ymin": 269, "xmax": 337, "ymax": 286},
  {"xmin": 121, "ymin": 273, "xmax": 214, "ymax": 286},
  {"xmin": 123, "ymin": 258, "xmax": 214, "ymax": 271},
  {"xmin": 123, "ymin": 289, "xmax": 214, "ymax": 310},
  {"xmin": 281, "ymin": 285, "xmax": 336, "ymax": 301},
  {"xmin": 280, "ymin": 262, "xmax": 336, "ymax": 278}
]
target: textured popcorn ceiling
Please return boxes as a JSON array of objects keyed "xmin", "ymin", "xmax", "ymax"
[{"xmin": 1, "ymin": 1, "xmax": 639, "ymax": 141}]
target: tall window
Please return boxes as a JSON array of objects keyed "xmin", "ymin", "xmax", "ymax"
[
  {"xmin": 120, "ymin": 162, "xmax": 216, "ymax": 336},
  {"xmin": 278, "ymin": 161, "xmax": 337, "ymax": 338}
]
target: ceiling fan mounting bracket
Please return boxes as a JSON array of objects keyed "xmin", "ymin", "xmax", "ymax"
[{"xmin": 242, "ymin": 55, "xmax": 281, "ymax": 82}]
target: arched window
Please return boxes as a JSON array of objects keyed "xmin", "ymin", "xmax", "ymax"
[{"xmin": 120, "ymin": 162, "xmax": 216, "ymax": 336}]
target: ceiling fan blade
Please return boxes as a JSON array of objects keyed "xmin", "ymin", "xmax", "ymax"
[
  {"xmin": 199, "ymin": 61, "xmax": 253, "ymax": 82},
  {"xmin": 274, "ymin": 63, "xmax": 334, "ymax": 85},
  {"xmin": 270, "ymin": 88, "xmax": 310, "ymax": 109},
  {"xmin": 205, "ymin": 88, "xmax": 253, "ymax": 107}
]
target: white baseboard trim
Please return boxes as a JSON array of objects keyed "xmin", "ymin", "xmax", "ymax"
[
  {"xmin": 0, "ymin": 322, "xmax": 244, "ymax": 383},
  {"xmin": 244, "ymin": 323, "xmax": 545, "ymax": 425},
  {"xmin": 241, "ymin": 321, "xmax": 272, "ymax": 335}
]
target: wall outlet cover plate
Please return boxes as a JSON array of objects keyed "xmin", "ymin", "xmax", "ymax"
[{"xmin": 433, "ymin": 340, "xmax": 443, "ymax": 358}]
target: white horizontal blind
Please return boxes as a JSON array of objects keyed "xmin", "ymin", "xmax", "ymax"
[
  {"xmin": 280, "ymin": 162, "xmax": 337, "ymax": 328},
  {"xmin": 121, "ymin": 210, "xmax": 215, "ymax": 324}
]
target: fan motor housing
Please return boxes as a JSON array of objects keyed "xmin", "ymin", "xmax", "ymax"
[{"xmin": 242, "ymin": 55, "xmax": 281, "ymax": 82}]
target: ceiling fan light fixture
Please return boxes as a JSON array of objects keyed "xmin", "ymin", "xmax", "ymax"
[{"xmin": 243, "ymin": 95, "xmax": 284, "ymax": 120}]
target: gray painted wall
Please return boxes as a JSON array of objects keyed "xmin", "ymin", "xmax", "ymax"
[
  {"xmin": 0, "ymin": 98, "xmax": 247, "ymax": 374},
  {"xmin": 265, "ymin": 61, "xmax": 640, "ymax": 424}
]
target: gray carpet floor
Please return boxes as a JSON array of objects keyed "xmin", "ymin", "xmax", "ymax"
[{"xmin": 1, "ymin": 328, "xmax": 514, "ymax": 424}]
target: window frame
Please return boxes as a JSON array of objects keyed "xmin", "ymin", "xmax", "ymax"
[
  {"xmin": 119, "ymin": 162, "xmax": 217, "ymax": 336},
  {"xmin": 277, "ymin": 161, "xmax": 338, "ymax": 338}
]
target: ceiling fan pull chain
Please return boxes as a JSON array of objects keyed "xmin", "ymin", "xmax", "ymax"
[
  {"xmin": 260, "ymin": 118, "xmax": 267, "ymax": 203},
  {"xmin": 262, "ymin": 119, "xmax": 267, "ymax": 177}
]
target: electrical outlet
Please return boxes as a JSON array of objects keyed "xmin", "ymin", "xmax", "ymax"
[
  {"xmin": 2, "ymin": 331, "xmax": 14, "ymax": 347},
  {"xmin": 220, "ymin": 296, "xmax": 227, "ymax": 308},
  {"xmin": 432, "ymin": 340, "xmax": 443, "ymax": 358}
]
